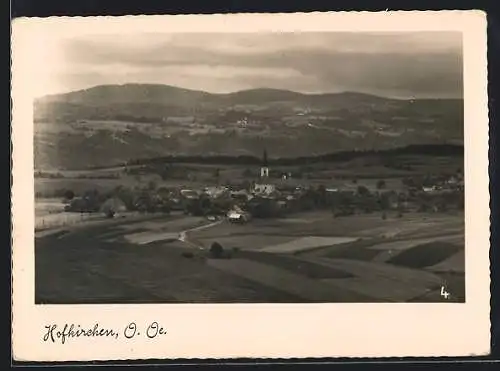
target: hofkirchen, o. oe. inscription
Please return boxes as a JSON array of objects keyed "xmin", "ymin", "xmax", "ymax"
[{"xmin": 43, "ymin": 322, "xmax": 167, "ymax": 344}]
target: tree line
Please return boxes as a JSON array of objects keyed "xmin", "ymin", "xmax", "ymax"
[{"xmin": 85, "ymin": 144, "xmax": 463, "ymax": 170}]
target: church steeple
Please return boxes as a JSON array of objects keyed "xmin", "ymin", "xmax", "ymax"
[{"xmin": 260, "ymin": 149, "xmax": 269, "ymax": 178}]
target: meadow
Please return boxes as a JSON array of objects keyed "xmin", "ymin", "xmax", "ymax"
[{"xmin": 35, "ymin": 207, "xmax": 464, "ymax": 303}]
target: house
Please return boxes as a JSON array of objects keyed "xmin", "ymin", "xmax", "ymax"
[
  {"xmin": 204, "ymin": 186, "xmax": 229, "ymax": 199},
  {"xmin": 227, "ymin": 206, "xmax": 251, "ymax": 223},
  {"xmin": 227, "ymin": 211, "xmax": 244, "ymax": 223},
  {"xmin": 446, "ymin": 176, "xmax": 459, "ymax": 185},
  {"xmin": 180, "ymin": 189, "xmax": 199, "ymax": 199},
  {"xmin": 253, "ymin": 183, "xmax": 276, "ymax": 195},
  {"xmin": 422, "ymin": 186, "xmax": 437, "ymax": 193}
]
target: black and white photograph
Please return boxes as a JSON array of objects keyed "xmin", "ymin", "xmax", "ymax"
[
  {"xmin": 32, "ymin": 30, "xmax": 468, "ymax": 304},
  {"xmin": 11, "ymin": 11, "xmax": 490, "ymax": 361}
]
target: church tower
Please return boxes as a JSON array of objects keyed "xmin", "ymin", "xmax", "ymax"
[{"xmin": 260, "ymin": 149, "xmax": 269, "ymax": 178}]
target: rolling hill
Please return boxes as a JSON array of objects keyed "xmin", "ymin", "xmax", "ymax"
[{"xmin": 34, "ymin": 84, "xmax": 464, "ymax": 170}]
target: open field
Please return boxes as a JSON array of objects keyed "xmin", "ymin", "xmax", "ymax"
[
  {"xmin": 191, "ymin": 211, "xmax": 463, "ymax": 240},
  {"xmin": 427, "ymin": 250, "xmax": 465, "ymax": 273},
  {"xmin": 35, "ymin": 198, "xmax": 67, "ymax": 216},
  {"xmin": 206, "ymin": 258, "xmax": 372, "ymax": 302},
  {"xmin": 260, "ymin": 236, "xmax": 358, "ymax": 253},
  {"xmin": 35, "ymin": 212, "xmax": 104, "ymax": 230},
  {"xmin": 35, "ymin": 209, "xmax": 465, "ymax": 303},
  {"xmin": 35, "ymin": 176, "xmax": 208, "ymax": 197}
]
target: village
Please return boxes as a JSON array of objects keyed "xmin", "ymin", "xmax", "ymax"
[{"xmin": 56, "ymin": 149, "xmax": 465, "ymax": 226}]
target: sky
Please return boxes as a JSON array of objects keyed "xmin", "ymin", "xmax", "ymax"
[{"xmin": 36, "ymin": 31, "xmax": 463, "ymax": 99}]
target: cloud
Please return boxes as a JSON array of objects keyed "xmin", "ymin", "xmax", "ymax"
[{"xmin": 42, "ymin": 31, "xmax": 462, "ymax": 98}]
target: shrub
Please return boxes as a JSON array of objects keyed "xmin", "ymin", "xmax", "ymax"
[
  {"xmin": 181, "ymin": 251, "xmax": 194, "ymax": 259},
  {"xmin": 209, "ymin": 242, "xmax": 224, "ymax": 258}
]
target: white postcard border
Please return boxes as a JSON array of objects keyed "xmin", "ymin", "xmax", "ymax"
[{"xmin": 11, "ymin": 11, "xmax": 490, "ymax": 361}]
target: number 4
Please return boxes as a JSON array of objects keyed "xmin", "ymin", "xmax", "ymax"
[{"xmin": 440, "ymin": 286, "xmax": 450, "ymax": 299}]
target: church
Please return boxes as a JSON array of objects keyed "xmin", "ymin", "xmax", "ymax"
[{"xmin": 252, "ymin": 149, "xmax": 276, "ymax": 196}]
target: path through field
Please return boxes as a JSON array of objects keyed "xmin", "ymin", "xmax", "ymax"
[{"xmin": 35, "ymin": 211, "xmax": 465, "ymax": 303}]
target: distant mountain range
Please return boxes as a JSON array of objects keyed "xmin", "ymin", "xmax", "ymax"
[
  {"xmin": 37, "ymin": 84, "xmax": 393, "ymax": 106},
  {"xmin": 34, "ymin": 84, "xmax": 464, "ymax": 170}
]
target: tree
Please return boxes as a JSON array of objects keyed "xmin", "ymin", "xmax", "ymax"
[
  {"xmin": 379, "ymin": 192, "xmax": 391, "ymax": 210},
  {"xmin": 357, "ymin": 185, "xmax": 370, "ymax": 197},
  {"xmin": 84, "ymin": 188, "xmax": 99, "ymax": 198},
  {"xmin": 240, "ymin": 180, "xmax": 251, "ymax": 190},
  {"xmin": 297, "ymin": 190, "xmax": 316, "ymax": 212},
  {"xmin": 337, "ymin": 192, "xmax": 354, "ymax": 209},
  {"xmin": 63, "ymin": 189, "xmax": 75, "ymax": 201},
  {"xmin": 199, "ymin": 195, "xmax": 212, "ymax": 213},
  {"xmin": 361, "ymin": 196, "xmax": 378, "ymax": 213},
  {"xmin": 418, "ymin": 202, "xmax": 430, "ymax": 213},
  {"xmin": 115, "ymin": 187, "xmax": 135, "ymax": 211},
  {"xmin": 402, "ymin": 177, "xmax": 415, "ymax": 187},
  {"xmin": 184, "ymin": 195, "xmax": 212, "ymax": 216},
  {"xmin": 316, "ymin": 185, "xmax": 328, "ymax": 208},
  {"xmin": 209, "ymin": 242, "xmax": 224, "ymax": 259},
  {"xmin": 248, "ymin": 198, "xmax": 279, "ymax": 218},
  {"xmin": 160, "ymin": 165, "xmax": 171, "ymax": 180},
  {"xmin": 214, "ymin": 168, "xmax": 220, "ymax": 185},
  {"xmin": 157, "ymin": 186, "xmax": 170, "ymax": 197},
  {"xmin": 376, "ymin": 179, "xmax": 386, "ymax": 190}
]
